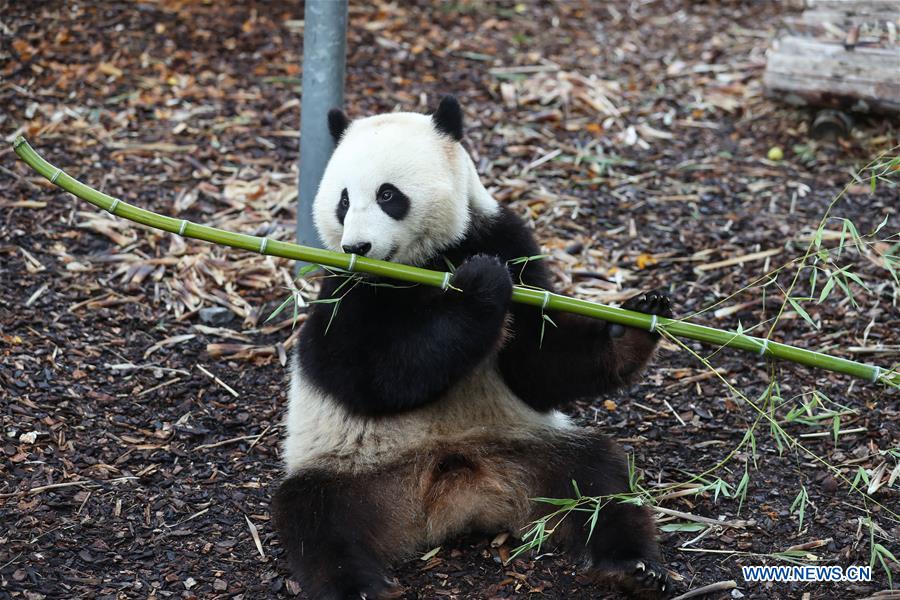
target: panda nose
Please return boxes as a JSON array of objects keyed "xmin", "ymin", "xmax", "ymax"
[{"xmin": 342, "ymin": 242, "xmax": 371, "ymax": 256}]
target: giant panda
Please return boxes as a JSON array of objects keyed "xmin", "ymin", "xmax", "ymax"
[{"xmin": 272, "ymin": 96, "xmax": 673, "ymax": 600}]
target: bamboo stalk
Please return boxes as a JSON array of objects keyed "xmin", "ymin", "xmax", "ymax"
[{"xmin": 12, "ymin": 136, "xmax": 898, "ymax": 386}]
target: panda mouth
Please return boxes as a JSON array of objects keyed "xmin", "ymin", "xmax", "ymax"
[{"xmin": 381, "ymin": 245, "xmax": 399, "ymax": 262}]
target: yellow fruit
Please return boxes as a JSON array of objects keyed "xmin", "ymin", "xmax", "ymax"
[{"xmin": 767, "ymin": 146, "xmax": 784, "ymax": 161}]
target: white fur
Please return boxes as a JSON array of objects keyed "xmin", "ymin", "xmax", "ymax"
[
  {"xmin": 313, "ymin": 112, "xmax": 499, "ymax": 266},
  {"xmin": 284, "ymin": 355, "xmax": 573, "ymax": 475}
]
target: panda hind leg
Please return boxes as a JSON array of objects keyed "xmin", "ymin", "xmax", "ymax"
[
  {"xmin": 271, "ymin": 470, "xmax": 403, "ymax": 600},
  {"xmin": 536, "ymin": 433, "xmax": 671, "ymax": 599}
]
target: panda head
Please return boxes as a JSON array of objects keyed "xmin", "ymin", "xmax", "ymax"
[{"xmin": 312, "ymin": 96, "xmax": 498, "ymax": 266}]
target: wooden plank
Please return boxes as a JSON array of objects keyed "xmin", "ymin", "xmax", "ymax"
[
  {"xmin": 807, "ymin": 0, "xmax": 900, "ymax": 12},
  {"xmin": 763, "ymin": 36, "xmax": 900, "ymax": 114}
]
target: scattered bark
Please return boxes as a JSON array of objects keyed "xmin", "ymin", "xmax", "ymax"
[{"xmin": 1, "ymin": 1, "xmax": 897, "ymax": 599}]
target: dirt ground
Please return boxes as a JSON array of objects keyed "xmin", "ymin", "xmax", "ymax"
[{"xmin": 1, "ymin": 1, "xmax": 897, "ymax": 599}]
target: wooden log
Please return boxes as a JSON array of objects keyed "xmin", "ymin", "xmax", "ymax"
[{"xmin": 763, "ymin": 35, "xmax": 900, "ymax": 115}]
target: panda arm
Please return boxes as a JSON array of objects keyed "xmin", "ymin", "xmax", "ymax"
[
  {"xmin": 299, "ymin": 258, "xmax": 512, "ymax": 416},
  {"xmin": 491, "ymin": 214, "xmax": 665, "ymax": 411},
  {"xmin": 500, "ymin": 302, "xmax": 663, "ymax": 410}
]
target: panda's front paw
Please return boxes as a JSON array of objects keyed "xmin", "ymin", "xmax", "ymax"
[
  {"xmin": 610, "ymin": 290, "xmax": 672, "ymax": 338},
  {"xmin": 452, "ymin": 254, "xmax": 513, "ymax": 309}
]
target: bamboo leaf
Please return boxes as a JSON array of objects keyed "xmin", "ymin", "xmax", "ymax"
[
  {"xmin": 531, "ymin": 497, "xmax": 578, "ymax": 506},
  {"xmin": 507, "ymin": 254, "xmax": 549, "ymax": 265},
  {"xmin": 788, "ymin": 296, "xmax": 818, "ymax": 330},
  {"xmin": 294, "ymin": 263, "xmax": 320, "ymax": 281},
  {"xmin": 265, "ymin": 294, "xmax": 295, "ymax": 323},
  {"xmin": 818, "ymin": 276, "xmax": 836, "ymax": 304},
  {"xmin": 832, "ymin": 414, "xmax": 841, "ymax": 447}
]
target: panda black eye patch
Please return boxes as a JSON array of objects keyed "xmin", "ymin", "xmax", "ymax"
[
  {"xmin": 336, "ymin": 188, "xmax": 349, "ymax": 225},
  {"xmin": 376, "ymin": 183, "xmax": 410, "ymax": 220}
]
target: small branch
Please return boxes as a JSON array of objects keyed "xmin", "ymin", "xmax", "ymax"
[
  {"xmin": 652, "ymin": 506, "xmax": 750, "ymax": 529},
  {"xmin": 197, "ymin": 364, "xmax": 240, "ymax": 397},
  {"xmin": 671, "ymin": 580, "xmax": 738, "ymax": 600}
]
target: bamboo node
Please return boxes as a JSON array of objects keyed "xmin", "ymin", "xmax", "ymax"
[
  {"xmin": 50, "ymin": 168, "xmax": 62, "ymax": 183},
  {"xmin": 649, "ymin": 314, "xmax": 658, "ymax": 333},
  {"xmin": 107, "ymin": 198, "xmax": 120, "ymax": 214},
  {"xmin": 12, "ymin": 136, "xmax": 25, "ymax": 149},
  {"xmin": 541, "ymin": 290, "xmax": 550, "ymax": 310},
  {"xmin": 259, "ymin": 237, "xmax": 268, "ymax": 255},
  {"xmin": 758, "ymin": 338, "xmax": 769, "ymax": 356},
  {"xmin": 441, "ymin": 271, "xmax": 451, "ymax": 291},
  {"xmin": 178, "ymin": 220, "xmax": 187, "ymax": 236},
  {"xmin": 347, "ymin": 253, "xmax": 357, "ymax": 272},
  {"xmin": 871, "ymin": 366, "xmax": 882, "ymax": 382}
]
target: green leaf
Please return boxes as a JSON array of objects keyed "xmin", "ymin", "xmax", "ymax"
[
  {"xmin": 844, "ymin": 219, "xmax": 864, "ymax": 251},
  {"xmin": 539, "ymin": 313, "xmax": 557, "ymax": 348},
  {"xmin": 852, "ymin": 466, "xmax": 870, "ymax": 488},
  {"xmin": 790, "ymin": 486, "xmax": 808, "ymax": 531},
  {"xmin": 442, "ymin": 256, "xmax": 456, "ymax": 273},
  {"xmin": 842, "ymin": 270, "xmax": 871, "ymax": 292},
  {"xmin": 808, "ymin": 266, "xmax": 817, "ymax": 297},
  {"xmin": 818, "ymin": 276, "xmax": 836, "ymax": 303},
  {"xmin": 788, "ymin": 296, "xmax": 818, "ymax": 330},
  {"xmin": 531, "ymin": 497, "xmax": 578, "ymax": 506},
  {"xmin": 507, "ymin": 254, "xmax": 549, "ymax": 265},
  {"xmin": 736, "ymin": 468, "xmax": 750, "ymax": 515},
  {"xmin": 571, "ymin": 480, "xmax": 582, "ymax": 499},
  {"xmin": 294, "ymin": 263, "xmax": 320, "ymax": 281},
  {"xmin": 265, "ymin": 294, "xmax": 295, "ymax": 323},
  {"xmin": 420, "ymin": 546, "xmax": 442, "ymax": 561},
  {"xmin": 813, "ymin": 224, "xmax": 825, "ymax": 250},
  {"xmin": 832, "ymin": 414, "xmax": 841, "ymax": 447}
]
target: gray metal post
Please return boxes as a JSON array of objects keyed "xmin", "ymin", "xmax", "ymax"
[{"xmin": 297, "ymin": 0, "xmax": 348, "ymax": 247}]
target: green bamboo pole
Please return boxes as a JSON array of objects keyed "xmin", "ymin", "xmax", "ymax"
[{"xmin": 12, "ymin": 136, "xmax": 898, "ymax": 386}]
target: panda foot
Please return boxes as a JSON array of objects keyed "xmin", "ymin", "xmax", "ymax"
[
  {"xmin": 591, "ymin": 558, "xmax": 673, "ymax": 599},
  {"xmin": 611, "ymin": 290, "xmax": 672, "ymax": 338},
  {"xmin": 335, "ymin": 576, "xmax": 401, "ymax": 600}
]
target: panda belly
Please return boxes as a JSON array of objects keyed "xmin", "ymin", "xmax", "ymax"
[
  {"xmin": 282, "ymin": 358, "xmax": 574, "ymax": 550},
  {"xmin": 283, "ymin": 357, "xmax": 573, "ymax": 474}
]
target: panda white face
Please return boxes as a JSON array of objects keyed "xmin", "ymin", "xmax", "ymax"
[{"xmin": 312, "ymin": 100, "xmax": 497, "ymax": 266}]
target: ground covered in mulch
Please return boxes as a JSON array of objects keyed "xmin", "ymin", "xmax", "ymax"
[{"xmin": 1, "ymin": 1, "xmax": 897, "ymax": 599}]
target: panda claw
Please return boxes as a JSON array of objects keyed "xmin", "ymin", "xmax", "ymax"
[{"xmin": 593, "ymin": 558, "xmax": 672, "ymax": 599}]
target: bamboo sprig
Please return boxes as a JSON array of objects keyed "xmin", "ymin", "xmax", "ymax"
[{"xmin": 12, "ymin": 136, "xmax": 898, "ymax": 386}]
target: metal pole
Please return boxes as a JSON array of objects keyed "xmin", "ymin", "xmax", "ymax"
[{"xmin": 297, "ymin": 0, "xmax": 348, "ymax": 248}]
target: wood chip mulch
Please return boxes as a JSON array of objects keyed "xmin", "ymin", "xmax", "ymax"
[{"xmin": 1, "ymin": 2, "xmax": 897, "ymax": 599}]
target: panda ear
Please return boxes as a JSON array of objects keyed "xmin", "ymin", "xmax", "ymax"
[
  {"xmin": 327, "ymin": 108, "xmax": 350, "ymax": 144},
  {"xmin": 432, "ymin": 95, "xmax": 463, "ymax": 141}
]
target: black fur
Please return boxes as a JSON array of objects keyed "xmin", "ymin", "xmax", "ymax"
[
  {"xmin": 300, "ymin": 206, "xmax": 669, "ymax": 415},
  {"xmin": 432, "ymin": 95, "xmax": 463, "ymax": 141},
  {"xmin": 299, "ymin": 254, "xmax": 513, "ymax": 416},
  {"xmin": 328, "ymin": 108, "xmax": 350, "ymax": 144},
  {"xmin": 534, "ymin": 434, "xmax": 659, "ymax": 559},
  {"xmin": 433, "ymin": 208, "xmax": 669, "ymax": 407},
  {"xmin": 375, "ymin": 183, "xmax": 410, "ymax": 220},
  {"xmin": 335, "ymin": 188, "xmax": 349, "ymax": 225},
  {"xmin": 440, "ymin": 207, "xmax": 670, "ymax": 411},
  {"xmin": 272, "ymin": 471, "xmax": 393, "ymax": 600}
]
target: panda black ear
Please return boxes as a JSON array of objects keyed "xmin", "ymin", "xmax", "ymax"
[
  {"xmin": 432, "ymin": 95, "xmax": 463, "ymax": 141},
  {"xmin": 327, "ymin": 108, "xmax": 350, "ymax": 144}
]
